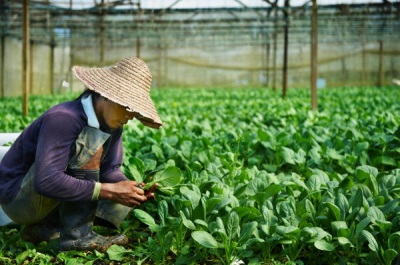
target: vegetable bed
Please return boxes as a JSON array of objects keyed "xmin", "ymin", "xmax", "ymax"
[{"xmin": 1, "ymin": 86, "xmax": 400, "ymax": 265}]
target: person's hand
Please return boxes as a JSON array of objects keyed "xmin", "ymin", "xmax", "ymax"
[
  {"xmin": 99, "ymin": 180, "xmax": 148, "ymax": 207},
  {"xmin": 144, "ymin": 182, "xmax": 158, "ymax": 200}
]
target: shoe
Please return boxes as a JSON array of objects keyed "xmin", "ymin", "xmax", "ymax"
[{"xmin": 58, "ymin": 169, "xmax": 128, "ymax": 252}]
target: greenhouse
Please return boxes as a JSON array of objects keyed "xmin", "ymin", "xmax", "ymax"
[{"xmin": 0, "ymin": 0, "xmax": 400, "ymax": 264}]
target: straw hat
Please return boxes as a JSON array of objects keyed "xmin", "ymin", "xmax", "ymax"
[{"xmin": 72, "ymin": 57, "xmax": 163, "ymax": 129}]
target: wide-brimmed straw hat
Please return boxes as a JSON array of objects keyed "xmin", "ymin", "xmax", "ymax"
[{"xmin": 72, "ymin": 57, "xmax": 163, "ymax": 129}]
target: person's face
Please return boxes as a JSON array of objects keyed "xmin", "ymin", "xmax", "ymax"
[{"xmin": 97, "ymin": 98, "xmax": 135, "ymax": 130}]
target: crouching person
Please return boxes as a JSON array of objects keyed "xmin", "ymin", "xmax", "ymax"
[{"xmin": 0, "ymin": 57, "xmax": 162, "ymax": 252}]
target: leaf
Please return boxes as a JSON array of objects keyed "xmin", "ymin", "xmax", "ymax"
[
  {"xmin": 151, "ymin": 144, "xmax": 165, "ymax": 160},
  {"xmin": 180, "ymin": 184, "xmax": 201, "ymax": 210},
  {"xmin": 361, "ymin": 230, "xmax": 379, "ymax": 252},
  {"xmin": 388, "ymin": 232, "xmax": 400, "ymax": 250},
  {"xmin": 326, "ymin": 148, "xmax": 343, "ymax": 160},
  {"xmin": 323, "ymin": 202, "xmax": 341, "ymax": 221},
  {"xmin": 191, "ymin": 231, "xmax": 219, "ymax": 248},
  {"xmin": 133, "ymin": 209, "xmax": 159, "ymax": 232},
  {"xmin": 335, "ymin": 193, "xmax": 349, "ymax": 220},
  {"xmin": 306, "ymin": 175, "xmax": 321, "ymax": 191},
  {"xmin": 16, "ymin": 250, "xmax": 29, "ymax": 265},
  {"xmin": 383, "ymin": 249, "xmax": 398, "ymax": 263},
  {"xmin": 355, "ymin": 217, "xmax": 371, "ymax": 240},
  {"xmin": 158, "ymin": 200, "xmax": 168, "ymax": 226},
  {"xmin": 238, "ymin": 221, "xmax": 257, "ymax": 245},
  {"xmin": 233, "ymin": 206, "xmax": 261, "ymax": 220},
  {"xmin": 367, "ymin": 206, "xmax": 386, "ymax": 222},
  {"xmin": 227, "ymin": 211, "xmax": 240, "ymax": 241},
  {"xmin": 145, "ymin": 166, "xmax": 182, "ymax": 194},
  {"xmin": 314, "ymin": 240, "xmax": 335, "ymax": 251},
  {"xmin": 281, "ymin": 147, "xmax": 296, "ymax": 165},
  {"xmin": 107, "ymin": 245, "xmax": 133, "ymax": 261},
  {"xmin": 337, "ymin": 237, "xmax": 353, "ymax": 247},
  {"xmin": 331, "ymin": 221, "xmax": 348, "ymax": 232},
  {"xmin": 356, "ymin": 165, "xmax": 378, "ymax": 179},
  {"xmin": 180, "ymin": 211, "xmax": 196, "ymax": 230},
  {"xmin": 125, "ymin": 165, "xmax": 143, "ymax": 183},
  {"xmin": 374, "ymin": 156, "xmax": 397, "ymax": 166}
]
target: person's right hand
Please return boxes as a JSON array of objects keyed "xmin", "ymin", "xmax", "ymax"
[{"xmin": 99, "ymin": 180, "xmax": 148, "ymax": 207}]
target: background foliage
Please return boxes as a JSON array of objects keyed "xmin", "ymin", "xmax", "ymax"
[{"xmin": 0, "ymin": 86, "xmax": 400, "ymax": 264}]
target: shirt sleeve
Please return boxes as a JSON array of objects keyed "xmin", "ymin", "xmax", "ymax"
[
  {"xmin": 34, "ymin": 112, "xmax": 97, "ymax": 202},
  {"xmin": 100, "ymin": 129, "xmax": 128, "ymax": 183}
]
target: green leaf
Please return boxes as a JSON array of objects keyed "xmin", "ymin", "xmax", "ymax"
[
  {"xmin": 180, "ymin": 211, "xmax": 196, "ymax": 230},
  {"xmin": 367, "ymin": 206, "xmax": 386, "ymax": 222},
  {"xmin": 323, "ymin": 202, "xmax": 341, "ymax": 221},
  {"xmin": 133, "ymin": 209, "xmax": 159, "ymax": 232},
  {"xmin": 107, "ymin": 245, "xmax": 133, "ymax": 261},
  {"xmin": 337, "ymin": 237, "xmax": 353, "ymax": 247},
  {"xmin": 151, "ymin": 144, "xmax": 165, "ymax": 160},
  {"xmin": 16, "ymin": 250, "xmax": 29, "ymax": 264},
  {"xmin": 158, "ymin": 200, "xmax": 168, "ymax": 226},
  {"xmin": 355, "ymin": 217, "xmax": 371, "ymax": 239},
  {"xmin": 227, "ymin": 211, "xmax": 240, "ymax": 241},
  {"xmin": 314, "ymin": 240, "xmax": 335, "ymax": 251},
  {"xmin": 388, "ymin": 232, "xmax": 400, "ymax": 250},
  {"xmin": 306, "ymin": 175, "xmax": 322, "ymax": 191},
  {"xmin": 384, "ymin": 249, "xmax": 398, "ymax": 263},
  {"xmin": 191, "ymin": 231, "xmax": 219, "ymax": 248},
  {"xmin": 238, "ymin": 221, "xmax": 257, "ymax": 245},
  {"xmin": 180, "ymin": 184, "xmax": 201, "ymax": 210},
  {"xmin": 145, "ymin": 166, "xmax": 182, "ymax": 194},
  {"xmin": 281, "ymin": 147, "xmax": 295, "ymax": 165},
  {"xmin": 361, "ymin": 230, "xmax": 379, "ymax": 252},
  {"xmin": 374, "ymin": 156, "xmax": 397, "ymax": 166},
  {"xmin": 331, "ymin": 221, "xmax": 348, "ymax": 232},
  {"xmin": 356, "ymin": 165, "xmax": 378, "ymax": 180}
]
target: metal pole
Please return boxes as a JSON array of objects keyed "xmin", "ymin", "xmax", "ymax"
[
  {"xmin": 310, "ymin": 0, "xmax": 318, "ymax": 110},
  {"xmin": 136, "ymin": 0, "xmax": 142, "ymax": 58},
  {"xmin": 50, "ymin": 43, "xmax": 55, "ymax": 94},
  {"xmin": 272, "ymin": 6, "xmax": 277, "ymax": 91},
  {"xmin": 69, "ymin": 0, "xmax": 73, "ymax": 91},
  {"xmin": 22, "ymin": 0, "xmax": 30, "ymax": 116},
  {"xmin": 362, "ymin": 43, "xmax": 367, "ymax": 85},
  {"xmin": 100, "ymin": 0, "xmax": 105, "ymax": 64},
  {"xmin": 378, "ymin": 40, "xmax": 384, "ymax": 87},
  {"xmin": 282, "ymin": 0, "xmax": 289, "ymax": 98},
  {"xmin": 1, "ymin": 36, "xmax": 4, "ymax": 97}
]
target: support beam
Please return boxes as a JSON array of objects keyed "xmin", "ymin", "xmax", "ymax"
[
  {"xmin": 99, "ymin": 0, "xmax": 105, "ymax": 64},
  {"xmin": 50, "ymin": 42, "xmax": 55, "ymax": 94},
  {"xmin": 136, "ymin": 0, "xmax": 142, "ymax": 58},
  {"xmin": 310, "ymin": 0, "xmax": 318, "ymax": 110},
  {"xmin": 272, "ymin": 5, "xmax": 278, "ymax": 91},
  {"xmin": 282, "ymin": 0, "xmax": 289, "ymax": 99},
  {"xmin": 1, "ymin": 36, "xmax": 4, "ymax": 97},
  {"xmin": 22, "ymin": 0, "xmax": 30, "ymax": 115},
  {"xmin": 378, "ymin": 40, "xmax": 384, "ymax": 87}
]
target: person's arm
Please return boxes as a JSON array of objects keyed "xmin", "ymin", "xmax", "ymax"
[{"xmin": 34, "ymin": 112, "xmax": 97, "ymax": 202}]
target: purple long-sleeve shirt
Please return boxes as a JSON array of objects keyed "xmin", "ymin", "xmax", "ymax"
[{"xmin": 0, "ymin": 99, "xmax": 127, "ymax": 203}]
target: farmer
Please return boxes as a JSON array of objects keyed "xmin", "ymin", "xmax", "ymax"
[{"xmin": 0, "ymin": 57, "xmax": 162, "ymax": 252}]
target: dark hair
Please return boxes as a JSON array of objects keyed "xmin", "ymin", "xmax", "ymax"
[{"xmin": 75, "ymin": 89, "xmax": 101, "ymax": 100}]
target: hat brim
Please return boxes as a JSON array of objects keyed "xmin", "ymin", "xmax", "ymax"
[{"xmin": 72, "ymin": 65, "xmax": 163, "ymax": 129}]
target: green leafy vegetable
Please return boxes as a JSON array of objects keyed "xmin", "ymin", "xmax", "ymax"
[{"xmin": 144, "ymin": 166, "xmax": 182, "ymax": 195}]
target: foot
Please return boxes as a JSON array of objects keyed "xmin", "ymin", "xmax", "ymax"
[{"xmin": 58, "ymin": 230, "xmax": 128, "ymax": 252}]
